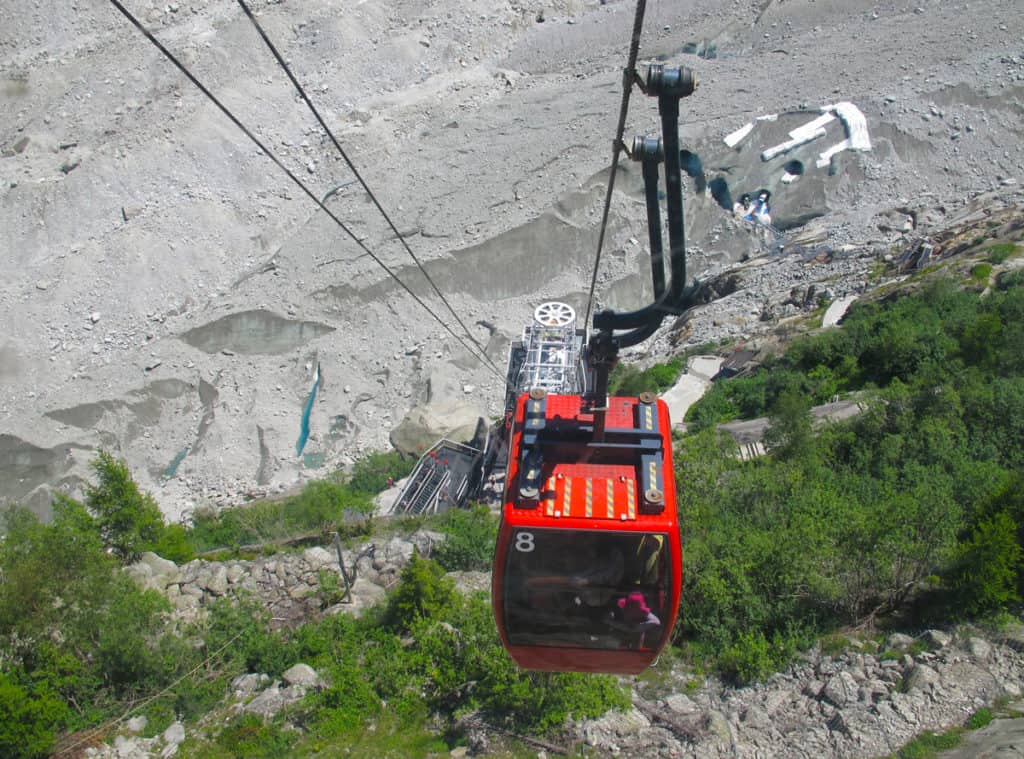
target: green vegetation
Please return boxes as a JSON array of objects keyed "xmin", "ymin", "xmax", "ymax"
[
  {"xmin": 0, "ymin": 450, "xmax": 620, "ymax": 756},
  {"xmin": 609, "ymin": 354, "xmax": 686, "ymax": 396},
  {"xmin": 986, "ymin": 242, "xmax": 1019, "ymax": 264},
  {"xmin": 679, "ymin": 276, "xmax": 1024, "ymax": 682},
  {"xmin": 179, "ymin": 554, "xmax": 626, "ymax": 756},
  {"xmin": 967, "ymin": 707, "xmax": 994, "ymax": 730},
  {"xmin": 188, "ymin": 450, "xmax": 414, "ymax": 556},
  {"xmin": 432, "ymin": 504, "xmax": 498, "ymax": 571},
  {"xmin": 970, "ymin": 262, "xmax": 993, "ymax": 283},
  {"xmin": 895, "ymin": 729, "xmax": 963, "ymax": 759}
]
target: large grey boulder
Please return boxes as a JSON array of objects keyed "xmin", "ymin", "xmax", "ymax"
[{"xmin": 389, "ymin": 400, "xmax": 484, "ymax": 456}]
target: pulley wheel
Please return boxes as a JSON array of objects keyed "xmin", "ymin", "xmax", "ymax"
[{"xmin": 533, "ymin": 302, "xmax": 576, "ymax": 328}]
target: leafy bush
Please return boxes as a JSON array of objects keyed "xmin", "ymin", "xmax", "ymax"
[
  {"xmin": 85, "ymin": 451, "xmax": 164, "ymax": 562},
  {"xmin": 152, "ymin": 522, "xmax": 195, "ymax": 563},
  {"xmin": 970, "ymin": 262, "xmax": 993, "ymax": 283},
  {"xmin": 383, "ymin": 553, "xmax": 456, "ymax": 632},
  {"xmin": 676, "ymin": 277, "xmax": 1024, "ymax": 680},
  {"xmin": 718, "ymin": 631, "xmax": 775, "ymax": 685},
  {"xmin": 0, "ymin": 673, "xmax": 65, "ymax": 759},
  {"xmin": 212, "ymin": 714, "xmax": 294, "ymax": 758},
  {"xmin": 952, "ymin": 511, "xmax": 1022, "ymax": 615},
  {"xmin": 433, "ymin": 505, "xmax": 497, "ymax": 571},
  {"xmin": 186, "ymin": 450, "xmax": 411, "ymax": 554},
  {"xmin": 997, "ymin": 269, "xmax": 1024, "ymax": 291},
  {"xmin": 987, "ymin": 242, "xmax": 1019, "ymax": 264},
  {"xmin": 204, "ymin": 596, "xmax": 296, "ymax": 677},
  {"xmin": 346, "ymin": 450, "xmax": 414, "ymax": 494},
  {"xmin": 609, "ymin": 356, "xmax": 686, "ymax": 396}
]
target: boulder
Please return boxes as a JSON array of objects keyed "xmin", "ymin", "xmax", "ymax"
[
  {"xmin": 821, "ymin": 671, "xmax": 859, "ymax": 707},
  {"xmin": 389, "ymin": 400, "xmax": 484, "ymax": 456},
  {"xmin": 232, "ymin": 673, "xmax": 271, "ymax": 698},
  {"xmin": 904, "ymin": 663, "xmax": 941, "ymax": 693},
  {"xmin": 204, "ymin": 565, "xmax": 229, "ymax": 595},
  {"xmin": 921, "ymin": 629, "xmax": 952, "ymax": 649},
  {"xmin": 303, "ymin": 546, "xmax": 335, "ymax": 570},
  {"xmin": 967, "ymin": 637, "xmax": 992, "ymax": 660},
  {"xmin": 242, "ymin": 684, "xmax": 304, "ymax": 719},
  {"xmin": 281, "ymin": 663, "xmax": 323, "ymax": 690},
  {"xmin": 885, "ymin": 633, "xmax": 915, "ymax": 651},
  {"xmin": 138, "ymin": 552, "xmax": 179, "ymax": 581},
  {"xmin": 408, "ymin": 529, "xmax": 447, "ymax": 557},
  {"xmin": 161, "ymin": 722, "xmax": 185, "ymax": 756}
]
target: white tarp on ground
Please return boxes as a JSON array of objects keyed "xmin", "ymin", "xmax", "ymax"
[
  {"xmin": 759, "ymin": 112, "xmax": 836, "ymax": 160},
  {"xmin": 747, "ymin": 103, "xmax": 871, "ymax": 166},
  {"xmin": 817, "ymin": 101, "xmax": 871, "ymax": 168},
  {"xmin": 724, "ymin": 113, "xmax": 779, "ymax": 148}
]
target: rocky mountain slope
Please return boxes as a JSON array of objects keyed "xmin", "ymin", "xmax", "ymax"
[
  {"xmin": 95, "ymin": 533, "xmax": 1024, "ymax": 758},
  {"xmin": 2, "ymin": 0, "xmax": 1022, "ymax": 526}
]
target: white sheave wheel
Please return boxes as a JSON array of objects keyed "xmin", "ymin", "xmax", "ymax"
[{"xmin": 534, "ymin": 302, "xmax": 576, "ymax": 327}]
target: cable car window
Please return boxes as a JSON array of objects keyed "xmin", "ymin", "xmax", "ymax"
[{"xmin": 503, "ymin": 529, "xmax": 671, "ymax": 651}]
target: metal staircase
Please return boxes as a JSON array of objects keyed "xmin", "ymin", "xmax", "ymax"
[{"xmin": 394, "ymin": 439, "xmax": 484, "ymax": 515}]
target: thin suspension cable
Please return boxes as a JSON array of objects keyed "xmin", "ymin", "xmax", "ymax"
[
  {"xmin": 234, "ymin": 0, "xmax": 502, "ymax": 377},
  {"xmin": 107, "ymin": 0, "xmax": 514, "ymax": 392},
  {"xmin": 583, "ymin": 0, "xmax": 647, "ymax": 334}
]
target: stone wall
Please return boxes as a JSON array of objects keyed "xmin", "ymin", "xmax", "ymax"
[{"xmin": 125, "ymin": 529, "xmax": 446, "ymax": 627}]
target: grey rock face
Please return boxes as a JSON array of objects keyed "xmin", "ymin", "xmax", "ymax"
[{"xmin": 822, "ymin": 671, "xmax": 860, "ymax": 707}]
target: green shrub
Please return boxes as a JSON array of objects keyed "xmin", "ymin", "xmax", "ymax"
[
  {"xmin": 383, "ymin": 554, "xmax": 456, "ymax": 632},
  {"xmin": 85, "ymin": 451, "xmax": 165, "ymax": 562},
  {"xmin": 897, "ymin": 729, "xmax": 963, "ymax": 758},
  {"xmin": 997, "ymin": 270, "xmax": 1024, "ymax": 291},
  {"xmin": 433, "ymin": 505, "xmax": 497, "ymax": 571},
  {"xmin": 970, "ymin": 262, "xmax": 993, "ymax": 283},
  {"xmin": 0, "ymin": 673, "xmax": 66, "ymax": 759},
  {"xmin": 609, "ymin": 356, "xmax": 685, "ymax": 396},
  {"xmin": 152, "ymin": 523, "xmax": 195, "ymax": 563},
  {"xmin": 347, "ymin": 450, "xmax": 414, "ymax": 494},
  {"xmin": 317, "ymin": 569, "xmax": 346, "ymax": 607},
  {"xmin": 718, "ymin": 631, "xmax": 776, "ymax": 685},
  {"xmin": 952, "ymin": 511, "xmax": 1022, "ymax": 615},
  {"xmin": 987, "ymin": 242, "xmax": 1019, "ymax": 264},
  {"xmin": 212, "ymin": 714, "xmax": 295, "ymax": 758},
  {"xmin": 204, "ymin": 596, "xmax": 295, "ymax": 676},
  {"xmin": 285, "ymin": 479, "xmax": 368, "ymax": 529}
]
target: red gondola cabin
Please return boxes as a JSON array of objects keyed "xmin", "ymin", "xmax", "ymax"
[{"xmin": 492, "ymin": 389, "xmax": 681, "ymax": 675}]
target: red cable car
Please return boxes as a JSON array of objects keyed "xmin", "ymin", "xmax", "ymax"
[
  {"xmin": 491, "ymin": 63, "xmax": 698, "ymax": 674},
  {"xmin": 493, "ymin": 389, "xmax": 680, "ymax": 674}
]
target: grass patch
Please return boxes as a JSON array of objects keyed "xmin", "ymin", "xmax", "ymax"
[
  {"xmin": 186, "ymin": 450, "xmax": 413, "ymax": 556},
  {"xmin": 609, "ymin": 355, "xmax": 687, "ymax": 396},
  {"xmin": 895, "ymin": 729, "xmax": 964, "ymax": 758},
  {"xmin": 987, "ymin": 242, "xmax": 1020, "ymax": 264},
  {"xmin": 970, "ymin": 262, "xmax": 993, "ymax": 283},
  {"xmin": 967, "ymin": 707, "xmax": 994, "ymax": 730}
]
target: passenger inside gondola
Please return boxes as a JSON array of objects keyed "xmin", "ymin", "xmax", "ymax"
[{"xmin": 503, "ymin": 529, "xmax": 671, "ymax": 651}]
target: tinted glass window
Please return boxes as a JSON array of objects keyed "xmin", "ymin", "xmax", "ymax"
[{"xmin": 503, "ymin": 529, "xmax": 670, "ymax": 651}]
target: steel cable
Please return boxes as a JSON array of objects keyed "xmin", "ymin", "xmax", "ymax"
[
  {"xmin": 234, "ymin": 0, "xmax": 503, "ymax": 378},
  {"xmin": 107, "ymin": 0, "xmax": 513, "ymax": 391},
  {"xmin": 582, "ymin": 0, "xmax": 647, "ymax": 335}
]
